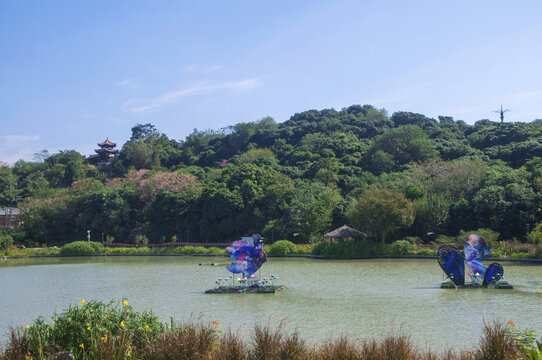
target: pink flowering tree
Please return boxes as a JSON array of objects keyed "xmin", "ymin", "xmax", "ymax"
[{"xmin": 106, "ymin": 169, "xmax": 199, "ymax": 201}]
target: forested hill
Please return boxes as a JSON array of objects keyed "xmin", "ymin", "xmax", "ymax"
[{"xmin": 2, "ymin": 105, "xmax": 542, "ymax": 246}]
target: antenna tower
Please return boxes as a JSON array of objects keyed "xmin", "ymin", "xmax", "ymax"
[{"xmin": 493, "ymin": 105, "xmax": 510, "ymax": 122}]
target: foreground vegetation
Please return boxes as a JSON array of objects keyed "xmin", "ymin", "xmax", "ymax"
[
  {"xmin": 1, "ymin": 106, "xmax": 542, "ymax": 251},
  {"xmin": 1, "ymin": 300, "xmax": 540, "ymax": 360}
]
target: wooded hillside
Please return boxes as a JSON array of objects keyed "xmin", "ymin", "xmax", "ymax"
[{"xmin": 2, "ymin": 105, "xmax": 542, "ymax": 246}]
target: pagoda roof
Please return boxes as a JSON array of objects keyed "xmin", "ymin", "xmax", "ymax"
[
  {"xmin": 87, "ymin": 154, "xmax": 101, "ymax": 164},
  {"xmin": 98, "ymin": 138, "xmax": 116, "ymax": 147},
  {"xmin": 95, "ymin": 148, "xmax": 119, "ymax": 154},
  {"xmin": 324, "ymin": 225, "xmax": 367, "ymax": 239}
]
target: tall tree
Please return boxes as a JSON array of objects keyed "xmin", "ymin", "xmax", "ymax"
[
  {"xmin": 365, "ymin": 125, "xmax": 437, "ymax": 173},
  {"xmin": 0, "ymin": 164, "xmax": 19, "ymax": 206},
  {"xmin": 348, "ymin": 189, "xmax": 414, "ymax": 242},
  {"xmin": 130, "ymin": 123, "xmax": 160, "ymax": 142},
  {"xmin": 286, "ymin": 182, "xmax": 342, "ymax": 243}
]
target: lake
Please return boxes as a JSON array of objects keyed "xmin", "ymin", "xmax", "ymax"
[{"xmin": 1, "ymin": 256, "xmax": 541, "ymax": 352}]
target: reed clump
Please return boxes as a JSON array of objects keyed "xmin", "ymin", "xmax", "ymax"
[
  {"xmin": 0, "ymin": 301, "xmax": 536, "ymax": 360},
  {"xmin": 139, "ymin": 322, "xmax": 218, "ymax": 360}
]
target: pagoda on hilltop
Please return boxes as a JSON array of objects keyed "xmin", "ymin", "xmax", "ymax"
[{"xmin": 87, "ymin": 138, "xmax": 119, "ymax": 165}]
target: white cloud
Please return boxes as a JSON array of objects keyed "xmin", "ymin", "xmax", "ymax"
[
  {"xmin": 123, "ymin": 78, "xmax": 262, "ymax": 114},
  {"xmin": 116, "ymin": 78, "xmax": 137, "ymax": 89},
  {"xmin": 0, "ymin": 135, "xmax": 40, "ymax": 165}
]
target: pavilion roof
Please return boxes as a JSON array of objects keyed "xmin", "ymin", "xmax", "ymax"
[
  {"xmin": 98, "ymin": 138, "xmax": 116, "ymax": 147},
  {"xmin": 324, "ymin": 225, "xmax": 367, "ymax": 239},
  {"xmin": 95, "ymin": 148, "xmax": 119, "ymax": 154}
]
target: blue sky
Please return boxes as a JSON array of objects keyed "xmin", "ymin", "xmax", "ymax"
[{"xmin": 1, "ymin": 0, "xmax": 541, "ymax": 164}]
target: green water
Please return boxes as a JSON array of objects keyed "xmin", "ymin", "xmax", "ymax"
[{"xmin": 1, "ymin": 256, "xmax": 541, "ymax": 351}]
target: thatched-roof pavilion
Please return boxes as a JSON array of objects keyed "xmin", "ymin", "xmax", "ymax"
[{"xmin": 323, "ymin": 225, "xmax": 367, "ymax": 243}]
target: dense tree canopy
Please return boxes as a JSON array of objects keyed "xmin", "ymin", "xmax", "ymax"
[
  {"xmin": 2, "ymin": 105, "xmax": 542, "ymax": 246},
  {"xmin": 0, "ymin": 164, "xmax": 19, "ymax": 206}
]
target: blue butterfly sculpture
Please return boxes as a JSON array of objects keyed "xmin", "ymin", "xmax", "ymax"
[
  {"xmin": 437, "ymin": 245, "xmax": 465, "ymax": 286},
  {"xmin": 437, "ymin": 234, "xmax": 503, "ymax": 287}
]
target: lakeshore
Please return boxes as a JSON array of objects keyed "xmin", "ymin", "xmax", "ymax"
[
  {"xmin": 2, "ymin": 239, "xmax": 542, "ymax": 261},
  {"xmin": 3, "ymin": 252, "xmax": 542, "ymax": 263}
]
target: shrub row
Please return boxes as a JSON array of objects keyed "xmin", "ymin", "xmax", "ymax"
[
  {"xmin": 55, "ymin": 242, "xmax": 227, "ymax": 256},
  {"xmin": 3, "ymin": 239, "xmax": 541, "ymax": 259}
]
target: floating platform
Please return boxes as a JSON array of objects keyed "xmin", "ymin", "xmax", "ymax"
[
  {"xmin": 440, "ymin": 279, "xmax": 513, "ymax": 289},
  {"xmin": 205, "ymin": 285, "xmax": 285, "ymax": 294}
]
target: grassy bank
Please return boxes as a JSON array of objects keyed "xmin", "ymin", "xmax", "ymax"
[
  {"xmin": 2, "ymin": 239, "xmax": 542, "ymax": 260},
  {"xmin": 1, "ymin": 240, "xmax": 313, "ymax": 258},
  {"xmin": 1, "ymin": 243, "xmax": 227, "ymax": 258},
  {"xmin": 1, "ymin": 300, "xmax": 540, "ymax": 360},
  {"xmin": 312, "ymin": 240, "xmax": 542, "ymax": 260}
]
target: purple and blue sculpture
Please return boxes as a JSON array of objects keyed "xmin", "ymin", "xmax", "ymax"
[
  {"xmin": 226, "ymin": 233, "xmax": 268, "ymax": 277},
  {"xmin": 463, "ymin": 234, "xmax": 491, "ymax": 276},
  {"xmin": 437, "ymin": 234, "xmax": 507, "ymax": 288}
]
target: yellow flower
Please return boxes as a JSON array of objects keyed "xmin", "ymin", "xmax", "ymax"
[
  {"xmin": 123, "ymin": 300, "xmax": 128, "ymax": 306},
  {"xmin": 25, "ymin": 355, "xmax": 32, "ymax": 360},
  {"xmin": 145, "ymin": 325, "xmax": 149, "ymax": 330},
  {"xmin": 26, "ymin": 325, "xmax": 30, "ymax": 329},
  {"xmin": 87, "ymin": 326, "xmax": 91, "ymax": 331},
  {"xmin": 79, "ymin": 343, "xmax": 84, "ymax": 349},
  {"xmin": 81, "ymin": 299, "xmax": 86, "ymax": 305},
  {"xmin": 120, "ymin": 321, "xmax": 125, "ymax": 328},
  {"xmin": 516, "ymin": 336, "xmax": 522, "ymax": 340},
  {"xmin": 101, "ymin": 336, "xmax": 108, "ymax": 343}
]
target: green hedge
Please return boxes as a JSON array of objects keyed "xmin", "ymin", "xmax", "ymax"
[
  {"xmin": 0, "ymin": 231, "xmax": 13, "ymax": 250},
  {"xmin": 389, "ymin": 240, "xmax": 413, "ymax": 255},
  {"xmin": 312, "ymin": 240, "xmax": 386, "ymax": 259},
  {"xmin": 59, "ymin": 241, "xmax": 105, "ymax": 256},
  {"xmin": 104, "ymin": 247, "xmax": 151, "ymax": 254},
  {"xmin": 269, "ymin": 240, "xmax": 297, "ymax": 256}
]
